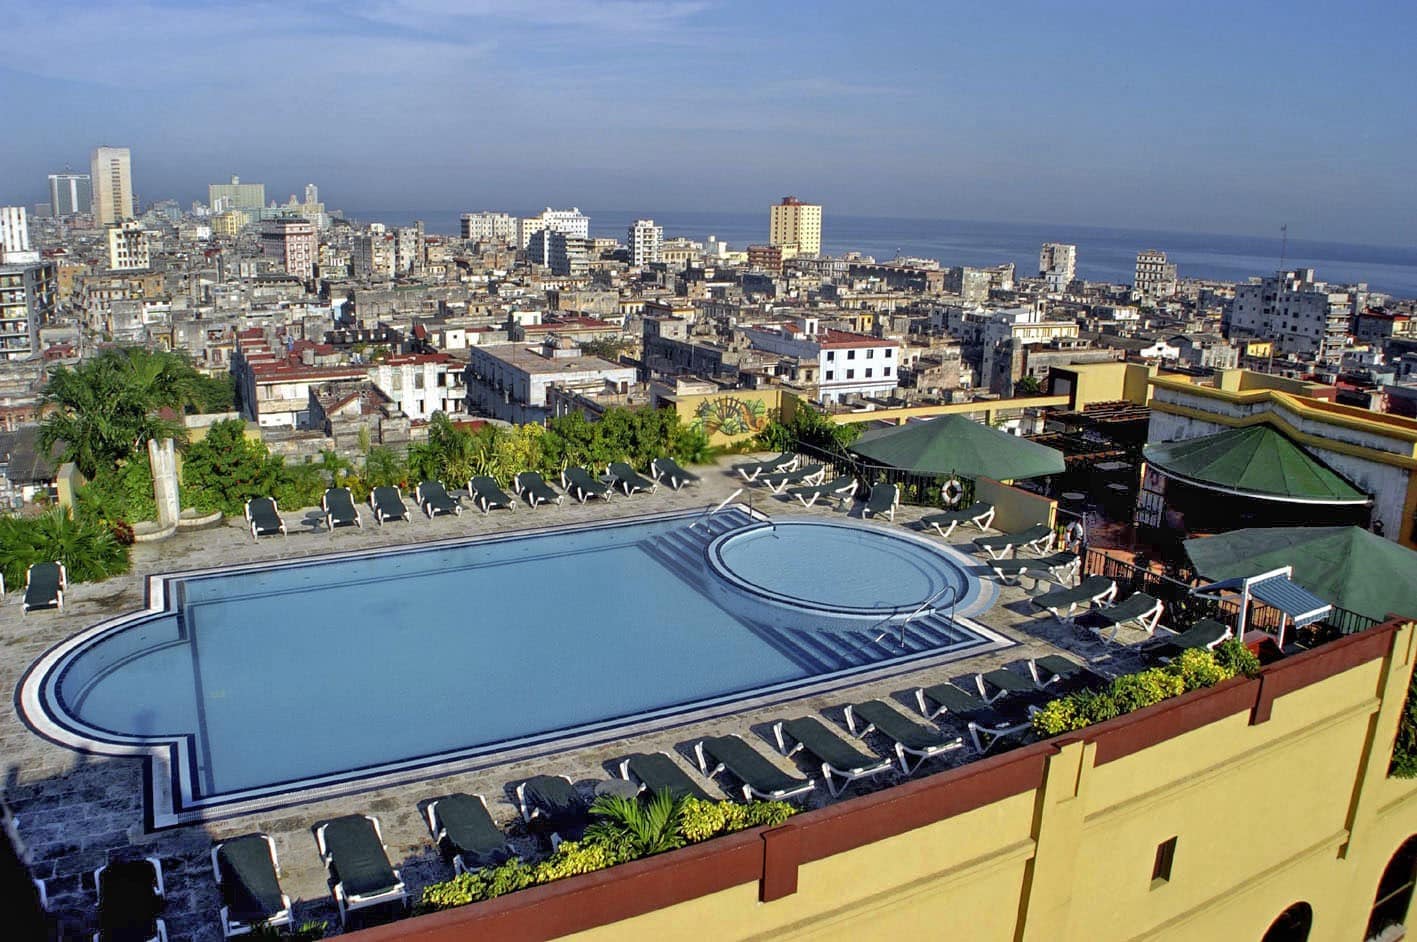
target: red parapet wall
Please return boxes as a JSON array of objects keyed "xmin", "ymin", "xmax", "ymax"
[{"xmin": 345, "ymin": 619, "xmax": 1407, "ymax": 941}]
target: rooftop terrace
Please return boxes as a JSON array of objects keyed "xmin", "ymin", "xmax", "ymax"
[{"xmin": 3, "ymin": 457, "xmax": 1183, "ymax": 940}]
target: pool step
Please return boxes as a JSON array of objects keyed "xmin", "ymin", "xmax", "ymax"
[{"xmin": 641, "ymin": 518, "xmax": 983, "ymax": 675}]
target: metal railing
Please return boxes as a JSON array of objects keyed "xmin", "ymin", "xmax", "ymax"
[
  {"xmin": 1081, "ymin": 548, "xmax": 1379, "ymax": 638},
  {"xmin": 871, "ymin": 583, "xmax": 959, "ymax": 646},
  {"xmin": 791, "ymin": 439, "xmax": 977, "ymax": 509},
  {"xmin": 688, "ymin": 488, "xmax": 743, "ymax": 530}
]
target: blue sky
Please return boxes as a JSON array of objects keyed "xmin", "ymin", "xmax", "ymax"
[{"xmin": 1, "ymin": 0, "xmax": 1414, "ymax": 244}]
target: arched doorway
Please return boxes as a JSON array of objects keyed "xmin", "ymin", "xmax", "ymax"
[
  {"xmin": 1261, "ymin": 902, "xmax": 1313, "ymax": 942},
  {"xmin": 1368, "ymin": 836, "xmax": 1417, "ymax": 940}
]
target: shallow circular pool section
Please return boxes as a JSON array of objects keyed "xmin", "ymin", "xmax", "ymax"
[{"xmin": 707, "ymin": 519, "xmax": 982, "ymax": 633}]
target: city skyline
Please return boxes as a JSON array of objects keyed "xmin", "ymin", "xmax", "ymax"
[{"xmin": 1, "ymin": 1, "xmax": 1414, "ymax": 246}]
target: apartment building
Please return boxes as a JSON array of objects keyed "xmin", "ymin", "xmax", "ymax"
[
  {"xmin": 1039, "ymin": 242, "xmax": 1077, "ymax": 292},
  {"xmin": 1134, "ymin": 248, "xmax": 1178, "ymax": 298},
  {"xmin": 107, "ymin": 222, "xmax": 150, "ymax": 271},
  {"xmin": 90, "ymin": 146, "xmax": 133, "ymax": 225},
  {"xmin": 260, "ymin": 218, "xmax": 318, "ymax": 278},
  {"xmin": 460, "ymin": 212, "xmax": 517, "ymax": 243},
  {"xmin": 517, "ymin": 208, "xmax": 589, "ymax": 248},
  {"xmin": 768, "ymin": 196, "xmax": 822, "ymax": 256},
  {"xmin": 463, "ymin": 336, "xmax": 636, "ymax": 424},
  {"xmin": 1229, "ymin": 268, "xmax": 1352, "ymax": 362},
  {"xmin": 628, "ymin": 218, "xmax": 662, "ymax": 266},
  {"xmin": 741, "ymin": 320, "xmax": 899, "ymax": 403}
]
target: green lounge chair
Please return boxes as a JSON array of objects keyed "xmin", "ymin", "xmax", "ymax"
[
  {"xmin": 920, "ymin": 501, "xmax": 996, "ymax": 539},
  {"xmin": 773, "ymin": 716, "xmax": 893, "ymax": 797},
  {"xmin": 21, "ymin": 561, "xmax": 65, "ymax": 615},
  {"xmin": 513, "ymin": 471, "xmax": 564, "ymax": 509},
  {"xmin": 617, "ymin": 753, "xmax": 712, "ymax": 801},
  {"xmin": 243, "ymin": 497, "xmax": 287, "ymax": 541},
  {"xmin": 425, "ymin": 793, "xmax": 513, "ymax": 875},
  {"xmin": 845, "ymin": 699, "xmax": 964, "ymax": 772},
  {"xmin": 515, "ymin": 774, "xmax": 587, "ymax": 846},
  {"xmin": 369, "ymin": 486, "xmax": 410, "ymax": 524},
  {"xmin": 468, "ymin": 476, "xmax": 514, "ymax": 514},
  {"xmin": 607, "ymin": 461, "xmax": 657, "ymax": 496},
  {"xmin": 1078, "ymin": 591, "xmax": 1165, "ymax": 643},
  {"xmin": 988, "ymin": 551, "xmax": 1081, "ymax": 587},
  {"xmin": 758, "ymin": 463, "xmax": 826, "ymax": 494},
  {"xmin": 211, "ymin": 834, "xmax": 292, "ymax": 937},
  {"xmin": 322, "ymin": 487, "xmax": 363, "ymax": 532},
  {"xmin": 1029, "ymin": 575, "xmax": 1117, "ymax": 625},
  {"xmin": 972, "ymin": 666, "xmax": 1049, "ymax": 705},
  {"xmin": 94, "ymin": 857, "xmax": 165, "ymax": 942},
  {"xmin": 415, "ymin": 480, "xmax": 462, "ymax": 518},
  {"xmin": 908, "ymin": 685, "xmax": 1036, "ymax": 755},
  {"xmin": 787, "ymin": 475, "xmax": 857, "ymax": 509},
  {"xmin": 650, "ymin": 457, "xmax": 700, "ymax": 490},
  {"xmin": 734, "ymin": 452, "xmax": 797, "ymax": 482},
  {"xmin": 315, "ymin": 814, "xmax": 407, "ymax": 927},
  {"xmin": 1146, "ymin": 618, "xmax": 1232, "ymax": 661},
  {"xmin": 972, "ymin": 523, "xmax": 1054, "ymax": 560},
  {"xmin": 1027, "ymin": 655, "xmax": 1109, "ymax": 695},
  {"xmin": 694, "ymin": 734, "xmax": 816, "ymax": 802},
  {"xmin": 562, "ymin": 466, "xmax": 612, "ymax": 503},
  {"xmin": 863, "ymin": 482, "xmax": 899, "ymax": 521}
]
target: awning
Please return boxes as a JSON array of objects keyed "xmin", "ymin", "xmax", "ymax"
[
  {"xmin": 1143, "ymin": 425, "xmax": 1369, "ymax": 505},
  {"xmin": 1197, "ymin": 572, "xmax": 1332, "ymax": 628},
  {"xmin": 850, "ymin": 414, "xmax": 1065, "ymax": 481}
]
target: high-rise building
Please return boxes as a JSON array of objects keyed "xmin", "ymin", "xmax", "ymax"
[
  {"xmin": 208, "ymin": 175, "xmax": 266, "ymax": 213},
  {"xmin": 527, "ymin": 229, "xmax": 590, "ymax": 276},
  {"xmin": 48, "ymin": 172, "xmax": 92, "ymax": 217},
  {"xmin": 0, "ymin": 207, "xmax": 39, "ymax": 265},
  {"xmin": 1038, "ymin": 242, "xmax": 1077, "ymax": 292},
  {"xmin": 304, "ymin": 184, "xmax": 319, "ymax": 205},
  {"xmin": 628, "ymin": 219, "xmax": 662, "ymax": 266},
  {"xmin": 211, "ymin": 210, "xmax": 250, "ymax": 238},
  {"xmin": 107, "ymin": 222, "xmax": 151, "ymax": 271},
  {"xmin": 260, "ymin": 218, "xmax": 318, "ymax": 278},
  {"xmin": 353, "ymin": 231, "xmax": 395, "ymax": 278},
  {"xmin": 460, "ymin": 212, "xmax": 517, "ymax": 243},
  {"xmin": 768, "ymin": 196, "xmax": 822, "ymax": 257},
  {"xmin": 0, "ymin": 258, "xmax": 55, "ymax": 360},
  {"xmin": 517, "ymin": 208, "xmax": 589, "ymax": 248},
  {"xmin": 1228, "ymin": 268, "xmax": 1352, "ymax": 362},
  {"xmin": 90, "ymin": 146, "xmax": 134, "ymax": 225},
  {"xmin": 1134, "ymin": 249, "xmax": 1178, "ymax": 299}
]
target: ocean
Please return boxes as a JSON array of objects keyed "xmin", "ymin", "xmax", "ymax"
[{"xmin": 345, "ymin": 208, "xmax": 1417, "ymax": 299}]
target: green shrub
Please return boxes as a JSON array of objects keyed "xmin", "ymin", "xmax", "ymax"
[
  {"xmin": 1168, "ymin": 647, "xmax": 1230, "ymax": 690},
  {"xmin": 416, "ymin": 797, "xmax": 799, "ymax": 914},
  {"xmin": 1109, "ymin": 669, "xmax": 1186, "ymax": 712},
  {"xmin": 1213, "ymin": 638, "xmax": 1261, "ymax": 677},
  {"xmin": 0, "ymin": 507, "xmax": 130, "ymax": 588},
  {"xmin": 1031, "ymin": 648, "xmax": 1243, "ymax": 739},
  {"xmin": 1392, "ymin": 664, "xmax": 1417, "ymax": 778},
  {"xmin": 180, "ymin": 419, "xmax": 282, "ymax": 515},
  {"xmin": 77, "ymin": 459, "xmax": 157, "ymax": 526}
]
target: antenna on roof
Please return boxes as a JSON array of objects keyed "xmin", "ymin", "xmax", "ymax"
[{"xmin": 1278, "ymin": 224, "xmax": 1288, "ymax": 272}]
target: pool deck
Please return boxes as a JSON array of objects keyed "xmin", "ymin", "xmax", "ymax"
[{"xmin": 1, "ymin": 457, "xmax": 1154, "ymax": 940}]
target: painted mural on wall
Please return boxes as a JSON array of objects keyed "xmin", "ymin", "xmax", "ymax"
[{"xmin": 691, "ymin": 395, "xmax": 769, "ymax": 438}]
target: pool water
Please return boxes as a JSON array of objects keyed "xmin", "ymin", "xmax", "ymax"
[{"xmin": 24, "ymin": 508, "xmax": 1004, "ymax": 819}]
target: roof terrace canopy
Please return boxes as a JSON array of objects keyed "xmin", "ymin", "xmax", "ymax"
[
  {"xmin": 1142, "ymin": 425, "xmax": 1369, "ymax": 505},
  {"xmin": 1184, "ymin": 526, "xmax": 1417, "ymax": 623},
  {"xmin": 850, "ymin": 414, "xmax": 1066, "ymax": 481}
]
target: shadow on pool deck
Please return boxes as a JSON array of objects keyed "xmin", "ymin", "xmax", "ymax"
[{"xmin": 0, "ymin": 455, "xmax": 1155, "ymax": 941}]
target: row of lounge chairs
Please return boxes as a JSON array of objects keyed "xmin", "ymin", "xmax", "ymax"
[{"xmin": 242, "ymin": 458, "xmax": 703, "ymax": 539}]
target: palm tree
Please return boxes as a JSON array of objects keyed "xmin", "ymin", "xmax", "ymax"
[{"xmin": 583, "ymin": 789, "xmax": 687, "ymax": 858}]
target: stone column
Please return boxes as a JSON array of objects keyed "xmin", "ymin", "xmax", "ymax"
[{"xmin": 148, "ymin": 437, "xmax": 180, "ymax": 528}]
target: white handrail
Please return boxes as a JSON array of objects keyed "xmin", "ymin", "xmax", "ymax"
[
  {"xmin": 872, "ymin": 583, "xmax": 959, "ymax": 646},
  {"xmin": 688, "ymin": 488, "xmax": 743, "ymax": 530}
]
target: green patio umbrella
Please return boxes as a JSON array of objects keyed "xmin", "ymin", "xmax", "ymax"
[
  {"xmin": 1184, "ymin": 526, "xmax": 1417, "ymax": 623},
  {"xmin": 1143, "ymin": 426, "xmax": 1368, "ymax": 504},
  {"xmin": 849, "ymin": 414, "xmax": 1065, "ymax": 481}
]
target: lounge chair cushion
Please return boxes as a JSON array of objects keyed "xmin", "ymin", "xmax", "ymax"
[
  {"xmin": 321, "ymin": 816, "xmax": 398, "ymax": 899},
  {"xmin": 778, "ymin": 717, "xmax": 881, "ymax": 773},
  {"xmin": 433, "ymin": 794, "xmax": 510, "ymax": 867},
  {"xmin": 24, "ymin": 562, "xmax": 62, "ymax": 610},
  {"xmin": 700, "ymin": 735, "xmax": 810, "ymax": 795},
  {"xmin": 852, "ymin": 700, "xmax": 951, "ymax": 750},
  {"xmin": 216, "ymin": 835, "xmax": 284, "ymax": 922},
  {"xmin": 623, "ymin": 754, "xmax": 711, "ymax": 801},
  {"xmin": 97, "ymin": 860, "xmax": 162, "ymax": 935}
]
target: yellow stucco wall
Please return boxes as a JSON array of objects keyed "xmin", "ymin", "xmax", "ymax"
[{"xmin": 560, "ymin": 623, "xmax": 1417, "ymax": 942}]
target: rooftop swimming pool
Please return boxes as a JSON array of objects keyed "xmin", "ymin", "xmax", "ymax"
[{"xmin": 20, "ymin": 508, "xmax": 1005, "ymax": 824}]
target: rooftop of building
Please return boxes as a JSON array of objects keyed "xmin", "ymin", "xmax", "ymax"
[{"xmin": 1, "ymin": 456, "xmax": 1182, "ymax": 940}]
